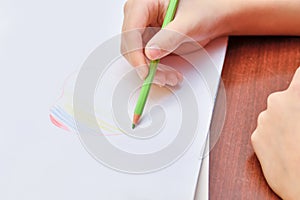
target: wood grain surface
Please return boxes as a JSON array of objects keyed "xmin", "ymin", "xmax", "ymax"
[{"xmin": 209, "ymin": 36, "xmax": 300, "ymax": 200}]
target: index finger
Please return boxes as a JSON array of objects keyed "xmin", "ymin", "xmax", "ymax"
[{"xmin": 121, "ymin": 0, "xmax": 161, "ymax": 79}]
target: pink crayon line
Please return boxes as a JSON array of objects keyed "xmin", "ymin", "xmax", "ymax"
[
  {"xmin": 49, "ymin": 70, "xmax": 76, "ymax": 132},
  {"xmin": 50, "ymin": 111, "xmax": 123, "ymax": 137},
  {"xmin": 50, "ymin": 114, "xmax": 69, "ymax": 131}
]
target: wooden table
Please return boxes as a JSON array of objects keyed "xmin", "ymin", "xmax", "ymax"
[{"xmin": 209, "ymin": 36, "xmax": 300, "ymax": 200}]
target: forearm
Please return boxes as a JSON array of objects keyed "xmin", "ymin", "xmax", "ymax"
[{"xmin": 224, "ymin": 0, "xmax": 300, "ymax": 36}]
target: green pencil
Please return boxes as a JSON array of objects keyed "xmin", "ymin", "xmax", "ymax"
[{"xmin": 132, "ymin": 0, "xmax": 179, "ymax": 129}]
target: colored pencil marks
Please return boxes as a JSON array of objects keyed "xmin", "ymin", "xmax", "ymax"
[{"xmin": 49, "ymin": 71, "xmax": 123, "ymax": 136}]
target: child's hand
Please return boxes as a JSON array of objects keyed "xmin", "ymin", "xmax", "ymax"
[
  {"xmin": 251, "ymin": 67, "xmax": 300, "ymax": 200},
  {"xmin": 121, "ymin": 0, "xmax": 229, "ymax": 86},
  {"xmin": 121, "ymin": 0, "xmax": 300, "ymax": 86}
]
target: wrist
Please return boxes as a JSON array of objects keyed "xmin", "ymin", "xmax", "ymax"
[
  {"xmin": 208, "ymin": 0, "xmax": 244, "ymax": 38},
  {"xmin": 224, "ymin": 0, "xmax": 300, "ymax": 36},
  {"xmin": 220, "ymin": 0, "xmax": 251, "ymax": 36}
]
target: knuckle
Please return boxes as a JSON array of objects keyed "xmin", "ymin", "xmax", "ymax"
[
  {"xmin": 123, "ymin": 53, "xmax": 131, "ymax": 63},
  {"xmin": 287, "ymin": 67, "xmax": 300, "ymax": 96},
  {"xmin": 120, "ymin": 43, "xmax": 131, "ymax": 62},
  {"xmin": 294, "ymin": 66, "xmax": 300, "ymax": 79},
  {"xmin": 251, "ymin": 131, "xmax": 257, "ymax": 145},
  {"xmin": 257, "ymin": 110, "xmax": 267, "ymax": 125},
  {"xmin": 120, "ymin": 44, "xmax": 126, "ymax": 56},
  {"xmin": 266, "ymin": 93, "xmax": 275, "ymax": 105},
  {"xmin": 289, "ymin": 82, "xmax": 300, "ymax": 98},
  {"xmin": 267, "ymin": 91, "xmax": 282, "ymax": 106},
  {"xmin": 120, "ymin": 41, "xmax": 127, "ymax": 56},
  {"xmin": 123, "ymin": 0, "xmax": 133, "ymax": 13},
  {"xmin": 250, "ymin": 130, "xmax": 261, "ymax": 152}
]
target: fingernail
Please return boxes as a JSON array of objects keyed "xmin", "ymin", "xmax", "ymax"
[
  {"xmin": 145, "ymin": 44, "xmax": 161, "ymax": 60},
  {"xmin": 136, "ymin": 66, "xmax": 148, "ymax": 80}
]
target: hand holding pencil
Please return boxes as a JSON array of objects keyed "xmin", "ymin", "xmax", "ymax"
[{"xmin": 121, "ymin": 0, "xmax": 227, "ymax": 87}]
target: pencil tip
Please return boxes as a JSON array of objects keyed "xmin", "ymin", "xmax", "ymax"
[{"xmin": 132, "ymin": 124, "xmax": 135, "ymax": 129}]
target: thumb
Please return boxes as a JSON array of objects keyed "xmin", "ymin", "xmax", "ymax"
[{"xmin": 144, "ymin": 21, "xmax": 186, "ymax": 60}]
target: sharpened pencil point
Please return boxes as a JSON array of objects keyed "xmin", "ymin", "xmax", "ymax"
[{"xmin": 132, "ymin": 124, "xmax": 135, "ymax": 129}]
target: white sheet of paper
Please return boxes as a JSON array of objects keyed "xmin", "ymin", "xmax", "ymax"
[
  {"xmin": 0, "ymin": 0, "xmax": 227, "ymax": 199},
  {"xmin": 194, "ymin": 37, "xmax": 227, "ymax": 200}
]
